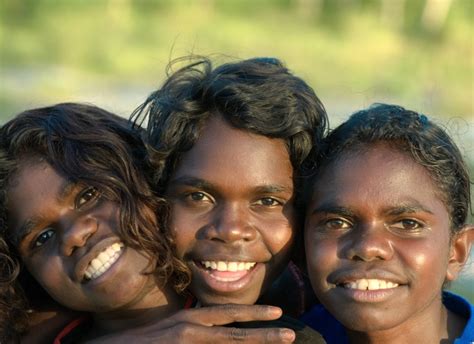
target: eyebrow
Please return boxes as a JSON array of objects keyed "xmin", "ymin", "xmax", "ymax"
[
  {"xmin": 168, "ymin": 177, "xmax": 216, "ymax": 192},
  {"xmin": 309, "ymin": 202, "xmax": 434, "ymax": 218},
  {"xmin": 253, "ymin": 184, "xmax": 293, "ymax": 194},
  {"xmin": 168, "ymin": 176, "xmax": 292, "ymax": 194},
  {"xmin": 56, "ymin": 178, "xmax": 77, "ymax": 203},
  {"xmin": 10, "ymin": 179, "xmax": 77, "ymax": 247},
  {"xmin": 310, "ymin": 204, "xmax": 356, "ymax": 218},
  {"xmin": 384, "ymin": 203, "xmax": 434, "ymax": 216}
]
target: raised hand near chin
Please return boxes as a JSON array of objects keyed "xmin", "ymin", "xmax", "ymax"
[{"xmin": 86, "ymin": 304, "xmax": 296, "ymax": 344}]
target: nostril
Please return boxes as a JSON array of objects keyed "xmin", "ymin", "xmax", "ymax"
[{"xmin": 204, "ymin": 222, "xmax": 257, "ymax": 243}]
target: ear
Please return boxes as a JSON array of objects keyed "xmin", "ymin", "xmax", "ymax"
[{"xmin": 446, "ymin": 224, "xmax": 474, "ymax": 281}]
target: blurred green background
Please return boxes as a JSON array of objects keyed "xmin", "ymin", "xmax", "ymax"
[{"xmin": 1, "ymin": 0, "xmax": 473, "ymax": 301}]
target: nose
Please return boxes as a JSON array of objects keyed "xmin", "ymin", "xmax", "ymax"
[
  {"xmin": 203, "ymin": 203, "xmax": 257, "ymax": 243},
  {"xmin": 60, "ymin": 216, "xmax": 97, "ymax": 256},
  {"xmin": 343, "ymin": 222, "xmax": 394, "ymax": 262}
]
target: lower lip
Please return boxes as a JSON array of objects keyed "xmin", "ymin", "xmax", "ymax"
[
  {"xmin": 192, "ymin": 262, "xmax": 261, "ymax": 293},
  {"xmin": 83, "ymin": 249, "xmax": 125, "ymax": 286},
  {"xmin": 336, "ymin": 286, "xmax": 402, "ymax": 303}
]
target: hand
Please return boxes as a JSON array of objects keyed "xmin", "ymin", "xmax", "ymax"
[{"xmin": 86, "ymin": 304, "xmax": 295, "ymax": 343}]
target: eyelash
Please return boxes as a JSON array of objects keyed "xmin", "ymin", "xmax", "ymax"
[
  {"xmin": 75, "ymin": 186, "xmax": 100, "ymax": 209},
  {"xmin": 322, "ymin": 217, "xmax": 353, "ymax": 231},
  {"xmin": 33, "ymin": 228, "xmax": 55, "ymax": 247},
  {"xmin": 390, "ymin": 218, "xmax": 425, "ymax": 232},
  {"xmin": 181, "ymin": 192, "xmax": 284, "ymax": 209},
  {"xmin": 315, "ymin": 217, "xmax": 425, "ymax": 234},
  {"xmin": 184, "ymin": 191, "xmax": 214, "ymax": 204},
  {"xmin": 254, "ymin": 197, "xmax": 283, "ymax": 207}
]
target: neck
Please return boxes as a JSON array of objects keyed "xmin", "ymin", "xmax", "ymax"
[
  {"xmin": 90, "ymin": 286, "xmax": 184, "ymax": 337},
  {"xmin": 346, "ymin": 301, "xmax": 464, "ymax": 344}
]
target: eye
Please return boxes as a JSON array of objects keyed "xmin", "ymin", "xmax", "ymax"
[
  {"xmin": 324, "ymin": 218, "xmax": 352, "ymax": 231},
  {"xmin": 186, "ymin": 192, "xmax": 213, "ymax": 203},
  {"xmin": 75, "ymin": 186, "xmax": 100, "ymax": 209},
  {"xmin": 255, "ymin": 197, "xmax": 282, "ymax": 207},
  {"xmin": 391, "ymin": 219, "xmax": 423, "ymax": 231},
  {"xmin": 34, "ymin": 229, "xmax": 55, "ymax": 247}
]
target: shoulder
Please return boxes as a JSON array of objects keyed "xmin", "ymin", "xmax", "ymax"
[
  {"xmin": 301, "ymin": 304, "xmax": 348, "ymax": 344},
  {"xmin": 443, "ymin": 291, "xmax": 474, "ymax": 343}
]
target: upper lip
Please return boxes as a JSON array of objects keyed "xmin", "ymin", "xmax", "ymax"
[
  {"xmin": 328, "ymin": 268, "xmax": 406, "ymax": 286},
  {"xmin": 187, "ymin": 245, "xmax": 268, "ymax": 264},
  {"xmin": 73, "ymin": 236, "xmax": 123, "ymax": 282},
  {"xmin": 192, "ymin": 256, "xmax": 259, "ymax": 264}
]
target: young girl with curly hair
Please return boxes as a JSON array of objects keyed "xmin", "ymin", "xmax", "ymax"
[{"xmin": 0, "ymin": 103, "xmax": 190, "ymax": 343}]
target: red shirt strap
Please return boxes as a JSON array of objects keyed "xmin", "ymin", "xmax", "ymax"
[
  {"xmin": 53, "ymin": 315, "xmax": 89, "ymax": 344},
  {"xmin": 184, "ymin": 294, "xmax": 196, "ymax": 309}
]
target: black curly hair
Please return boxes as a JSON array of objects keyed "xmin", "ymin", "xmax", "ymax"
[
  {"xmin": 132, "ymin": 56, "xmax": 328, "ymax": 205},
  {"xmin": 306, "ymin": 103, "xmax": 472, "ymax": 232}
]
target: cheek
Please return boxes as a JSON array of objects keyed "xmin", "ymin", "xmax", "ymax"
[
  {"xmin": 169, "ymin": 209, "xmax": 197, "ymax": 259},
  {"xmin": 402, "ymin": 239, "xmax": 451, "ymax": 285},
  {"xmin": 259, "ymin": 214, "xmax": 296, "ymax": 258},
  {"xmin": 26, "ymin": 257, "xmax": 67, "ymax": 298},
  {"xmin": 305, "ymin": 234, "xmax": 337, "ymax": 285}
]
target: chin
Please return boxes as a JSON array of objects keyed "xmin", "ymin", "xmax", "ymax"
[
  {"xmin": 197, "ymin": 292, "xmax": 259, "ymax": 306},
  {"xmin": 335, "ymin": 311, "xmax": 402, "ymax": 334}
]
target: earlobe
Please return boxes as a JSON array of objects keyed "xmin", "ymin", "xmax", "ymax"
[{"xmin": 446, "ymin": 225, "xmax": 474, "ymax": 281}]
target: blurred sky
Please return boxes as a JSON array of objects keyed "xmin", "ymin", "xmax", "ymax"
[{"xmin": 0, "ymin": 0, "xmax": 473, "ymax": 300}]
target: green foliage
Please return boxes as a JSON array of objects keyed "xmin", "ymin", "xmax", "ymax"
[{"xmin": 0, "ymin": 0, "xmax": 472, "ymax": 122}]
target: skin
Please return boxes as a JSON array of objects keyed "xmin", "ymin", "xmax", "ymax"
[
  {"xmin": 12, "ymin": 158, "xmax": 297, "ymax": 343},
  {"xmin": 305, "ymin": 143, "xmax": 473, "ymax": 343},
  {"xmin": 7, "ymin": 159, "xmax": 182, "ymax": 337},
  {"xmin": 166, "ymin": 115, "xmax": 296, "ymax": 305}
]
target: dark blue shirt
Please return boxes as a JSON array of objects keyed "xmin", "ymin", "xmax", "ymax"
[{"xmin": 301, "ymin": 291, "xmax": 473, "ymax": 343}]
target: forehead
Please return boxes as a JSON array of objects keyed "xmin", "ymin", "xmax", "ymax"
[
  {"xmin": 7, "ymin": 160, "xmax": 68, "ymax": 239},
  {"xmin": 8, "ymin": 158, "xmax": 65, "ymax": 197},
  {"xmin": 311, "ymin": 144, "xmax": 445, "ymax": 208},
  {"xmin": 172, "ymin": 115, "xmax": 294, "ymax": 186}
]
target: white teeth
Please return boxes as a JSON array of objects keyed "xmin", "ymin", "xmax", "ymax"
[
  {"xmin": 368, "ymin": 279, "xmax": 378, "ymax": 290},
  {"xmin": 84, "ymin": 242, "xmax": 124, "ymax": 281},
  {"xmin": 97, "ymin": 251, "xmax": 110, "ymax": 263},
  {"xmin": 201, "ymin": 261, "xmax": 256, "ymax": 272},
  {"xmin": 343, "ymin": 278, "xmax": 399, "ymax": 290},
  {"xmin": 91, "ymin": 259, "xmax": 102, "ymax": 270},
  {"xmin": 217, "ymin": 261, "xmax": 227, "ymax": 271},
  {"xmin": 228, "ymin": 262, "xmax": 238, "ymax": 272}
]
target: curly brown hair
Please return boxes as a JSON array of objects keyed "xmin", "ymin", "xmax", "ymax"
[{"xmin": 0, "ymin": 103, "xmax": 190, "ymax": 342}]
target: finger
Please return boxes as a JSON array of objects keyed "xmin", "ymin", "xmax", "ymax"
[
  {"xmin": 160, "ymin": 304, "xmax": 283, "ymax": 328},
  {"xmin": 164, "ymin": 324, "xmax": 295, "ymax": 344}
]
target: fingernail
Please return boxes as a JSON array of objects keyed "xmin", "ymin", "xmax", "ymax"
[
  {"xmin": 282, "ymin": 329, "xmax": 295, "ymax": 342},
  {"xmin": 267, "ymin": 306, "xmax": 283, "ymax": 316}
]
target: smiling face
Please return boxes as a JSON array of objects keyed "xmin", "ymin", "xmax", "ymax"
[
  {"xmin": 305, "ymin": 144, "xmax": 465, "ymax": 335},
  {"xmin": 166, "ymin": 115, "xmax": 296, "ymax": 305},
  {"xmin": 7, "ymin": 159, "xmax": 161, "ymax": 313}
]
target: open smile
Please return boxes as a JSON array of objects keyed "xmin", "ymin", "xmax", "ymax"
[
  {"xmin": 328, "ymin": 270, "xmax": 407, "ymax": 302},
  {"xmin": 82, "ymin": 242, "xmax": 124, "ymax": 282},
  {"xmin": 192, "ymin": 260, "xmax": 261, "ymax": 291},
  {"xmin": 338, "ymin": 278, "xmax": 399, "ymax": 291}
]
